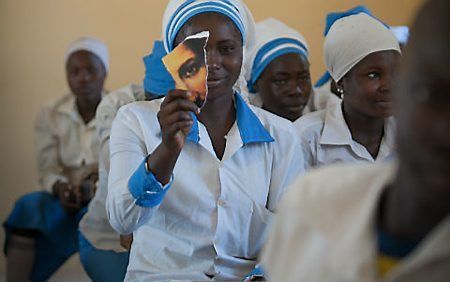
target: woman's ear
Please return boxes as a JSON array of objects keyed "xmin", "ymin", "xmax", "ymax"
[{"xmin": 336, "ymin": 79, "xmax": 345, "ymax": 98}]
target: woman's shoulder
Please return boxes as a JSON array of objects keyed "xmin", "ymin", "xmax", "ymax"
[
  {"xmin": 113, "ymin": 98, "xmax": 164, "ymax": 132},
  {"xmin": 293, "ymin": 109, "xmax": 328, "ymax": 141},
  {"xmin": 249, "ymin": 104, "xmax": 294, "ymax": 133},
  {"xmin": 117, "ymin": 98, "xmax": 163, "ymax": 118}
]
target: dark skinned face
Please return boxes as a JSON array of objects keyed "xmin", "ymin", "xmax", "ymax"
[
  {"xmin": 174, "ymin": 13, "xmax": 243, "ymax": 101},
  {"xmin": 66, "ymin": 50, "xmax": 106, "ymax": 104},
  {"xmin": 395, "ymin": 0, "xmax": 450, "ymax": 209},
  {"xmin": 255, "ymin": 53, "xmax": 312, "ymax": 122},
  {"xmin": 339, "ymin": 50, "xmax": 401, "ymax": 119}
]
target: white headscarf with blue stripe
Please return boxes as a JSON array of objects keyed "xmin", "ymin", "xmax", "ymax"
[
  {"xmin": 161, "ymin": 0, "xmax": 256, "ymax": 94},
  {"xmin": 244, "ymin": 18, "xmax": 309, "ymax": 94},
  {"xmin": 325, "ymin": 13, "xmax": 401, "ymax": 83}
]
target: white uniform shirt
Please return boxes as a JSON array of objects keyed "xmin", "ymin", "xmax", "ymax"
[
  {"xmin": 262, "ymin": 163, "xmax": 450, "ymax": 282},
  {"xmin": 35, "ymin": 94, "xmax": 99, "ymax": 191},
  {"xmin": 107, "ymin": 94, "xmax": 304, "ymax": 281},
  {"xmin": 294, "ymin": 101, "xmax": 396, "ymax": 170},
  {"xmin": 79, "ymin": 84, "xmax": 147, "ymax": 252}
]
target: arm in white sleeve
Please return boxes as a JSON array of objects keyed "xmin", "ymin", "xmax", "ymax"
[
  {"xmin": 35, "ymin": 106, "xmax": 68, "ymax": 191},
  {"xmin": 106, "ymin": 106, "xmax": 172, "ymax": 235}
]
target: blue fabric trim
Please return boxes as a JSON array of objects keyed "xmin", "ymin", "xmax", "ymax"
[
  {"xmin": 143, "ymin": 40, "xmax": 175, "ymax": 95},
  {"xmin": 235, "ymin": 93, "xmax": 274, "ymax": 145},
  {"xmin": 128, "ymin": 157, "xmax": 172, "ymax": 207},
  {"xmin": 166, "ymin": 1, "xmax": 245, "ymax": 51},
  {"xmin": 314, "ymin": 71, "xmax": 332, "ymax": 87},
  {"xmin": 377, "ymin": 229, "xmax": 421, "ymax": 258},
  {"xmin": 78, "ymin": 232, "xmax": 129, "ymax": 282},
  {"xmin": 186, "ymin": 112, "xmax": 200, "ymax": 143},
  {"xmin": 248, "ymin": 44, "xmax": 308, "ymax": 93},
  {"xmin": 184, "ymin": 93, "xmax": 274, "ymax": 145},
  {"xmin": 243, "ymin": 266, "xmax": 265, "ymax": 280}
]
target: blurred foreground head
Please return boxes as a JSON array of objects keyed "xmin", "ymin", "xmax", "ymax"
[{"xmin": 395, "ymin": 0, "xmax": 450, "ymax": 210}]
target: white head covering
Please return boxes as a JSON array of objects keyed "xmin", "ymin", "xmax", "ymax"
[
  {"xmin": 65, "ymin": 37, "xmax": 109, "ymax": 72},
  {"xmin": 390, "ymin": 26, "xmax": 410, "ymax": 45},
  {"xmin": 161, "ymin": 0, "xmax": 256, "ymax": 94},
  {"xmin": 244, "ymin": 18, "xmax": 309, "ymax": 94},
  {"xmin": 324, "ymin": 13, "xmax": 400, "ymax": 83}
]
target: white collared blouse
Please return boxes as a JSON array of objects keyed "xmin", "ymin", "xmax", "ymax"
[
  {"xmin": 294, "ymin": 101, "xmax": 396, "ymax": 170},
  {"xmin": 107, "ymin": 93, "xmax": 305, "ymax": 281},
  {"xmin": 35, "ymin": 94, "xmax": 100, "ymax": 191}
]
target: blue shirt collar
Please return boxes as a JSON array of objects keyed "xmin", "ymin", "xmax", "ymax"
[{"xmin": 186, "ymin": 92, "xmax": 274, "ymax": 145}]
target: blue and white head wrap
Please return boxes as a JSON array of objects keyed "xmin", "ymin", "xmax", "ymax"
[
  {"xmin": 161, "ymin": 0, "xmax": 256, "ymax": 94},
  {"xmin": 162, "ymin": 0, "xmax": 255, "ymax": 52},
  {"xmin": 142, "ymin": 40, "xmax": 175, "ymax": 95},
  {"xmin": 245, "ymin": 18, "xmax": 309, "ymax": 94}
]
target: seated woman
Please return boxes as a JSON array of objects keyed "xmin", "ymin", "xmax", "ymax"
[
  {"xmin": 262, "ymin": 0, "xmax": 450, "ymax": 280},
  {"xmin": 78, "ymin": 40, "xmax": 173, "ymax": 282},
  {"xmin": 295, "ymin": 10, "xmax": 400, "ymax": 170},
  {"xmin": 244, "ymin": 18, "xmax": 313, "ymax": 122},
  {"xmin": 106, "ymin": 0, "xmax": 304, "ymax": 280},
  {"xmin": 3, "ymin": 37, "xmax": 108, "ymax": 282}
]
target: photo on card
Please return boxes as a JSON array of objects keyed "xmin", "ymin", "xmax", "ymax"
[{"xmin": 163, "ymin": 31, "xmax": 209, "ymax": 108}]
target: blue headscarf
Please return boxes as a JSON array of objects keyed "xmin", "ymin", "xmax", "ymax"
[
  {"xmin": 142, "ymin": 40, "xmax": 175, "ymax": 95},
  {"xmin": 315, "ymin": 5, "xmax": 373, "ymax": 88}
]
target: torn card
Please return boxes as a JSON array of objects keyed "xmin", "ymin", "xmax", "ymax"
[{"xmin": 163, "ymin": 31, "xmax": 209, "ymax": 108}]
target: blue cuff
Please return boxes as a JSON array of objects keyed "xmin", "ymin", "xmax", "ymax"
[
  {"xmin": 128, "ymin": 157, "xmax": 173, "ymax": 207},
  {"xmin": 243, "ymin": 266, "xmax": 265, "ymax": 281}
]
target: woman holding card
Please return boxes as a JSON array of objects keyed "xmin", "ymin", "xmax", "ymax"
[{"xmin": 106, "ymin": 0, "xmax": 304, "ymax": 280}]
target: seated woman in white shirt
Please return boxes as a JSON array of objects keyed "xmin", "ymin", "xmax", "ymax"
[
  {"xmin": 295, "ymin": 9, "xmax": 401, "ymax": 170},
  {"xmin": 3, "ymin": 37, "xmax": 108, "ymax": 282},
  {"xmin": 244, "ymin": 18, "xmax": 312, "ymax": 122},
  {"xmin": 77, "ymin": 40, "xmax": 173, "ymax": 282},
  {"xmin": 262, "ymin": 0, "xmax": 450, "ymax": 280},
  {"xmin": 106, "ymin": 0, "xmax": 304, "ymax": 280}
]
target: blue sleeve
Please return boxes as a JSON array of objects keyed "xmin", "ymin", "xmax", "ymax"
[
  {"xmin": 243, "ymin": 266, "xmax": 265, "ymax": 281},
  {"xmin": 128, "ymin": 157, "xmax": 173, "ymax": 207}
]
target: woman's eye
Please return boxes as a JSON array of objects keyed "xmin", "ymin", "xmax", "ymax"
[
  {"xmin": 273, "ymin": 79, "xmax": 287, "ymax": 86},
  {"xmin": 368, "ymin": 72, "xmax": 379, "ymax": 79},
  {"xmin": 220, "ymin": 46, "xmax": 234, "ymax": 54},
  {"xmin": 184, "ymin": 66, "xmax": 198, "ymax": 78}
]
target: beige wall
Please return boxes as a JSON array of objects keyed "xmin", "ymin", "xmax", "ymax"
[{"xmin": 0, "ymin": 0, "xmax": 424, "ymax": 272}]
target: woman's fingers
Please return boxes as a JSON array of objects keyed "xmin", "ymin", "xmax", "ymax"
[
  {"xmin": 159, "ymin": 110, "xmax": 193, "ymax": 128},
  {"xmin": 159, "ymin": 97, "xmax": 199, "ymax": 119},
  {"xmin": 165, "ymin": 120, "xmax": 194, "ymax": 136},
  {"xmin": 161, "ymin": 89, "xmax": 187, "ymax": 104}
]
